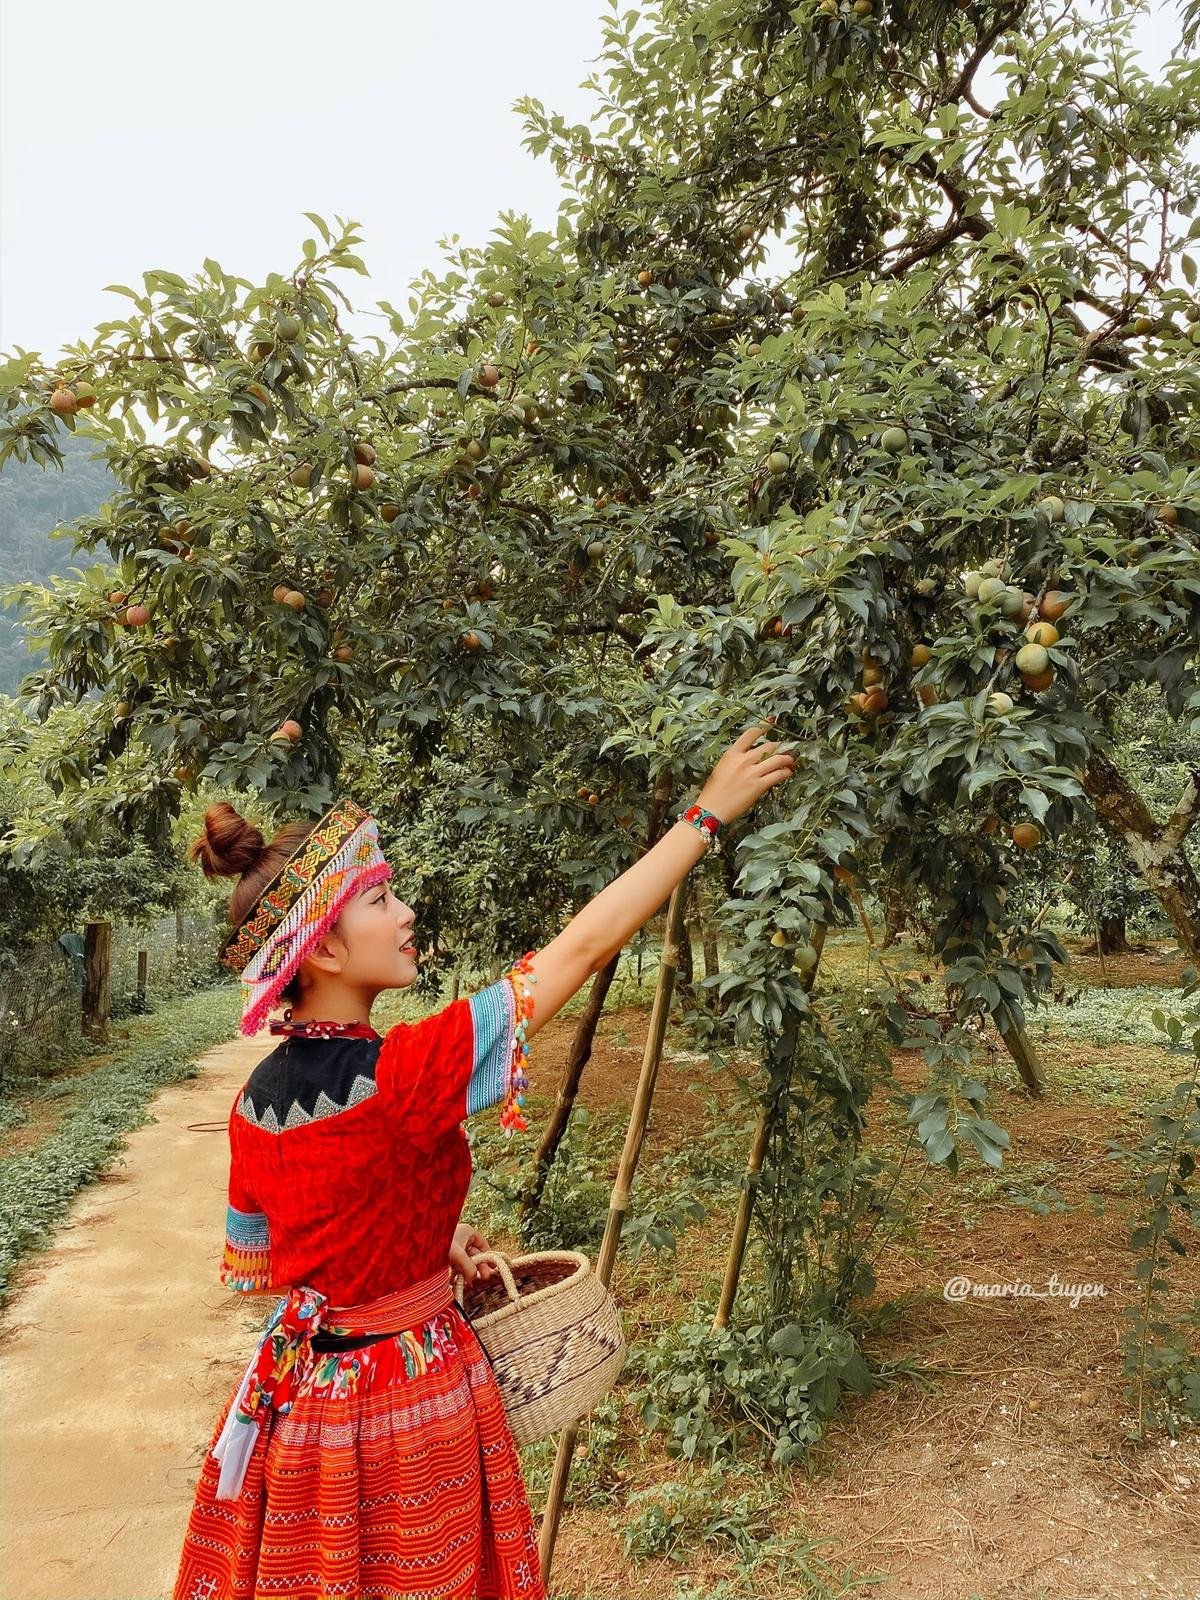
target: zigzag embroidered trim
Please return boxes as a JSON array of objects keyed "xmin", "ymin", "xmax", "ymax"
[
  {"xmin": 221, "ymin": 1204, "xmax": 271, "ymax": 1291},
  {"xmin": 234, "ymin": 1071, "xmax": 378, "ymax": 1134},
  {"xmin": 499, "ymin": 951, "xmax": 537, "ymax": 1138}
]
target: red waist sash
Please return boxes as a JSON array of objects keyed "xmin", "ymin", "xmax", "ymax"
[{"xmin": 212, "ymin": 1266, "xmax": 457, "ymax": 1500}]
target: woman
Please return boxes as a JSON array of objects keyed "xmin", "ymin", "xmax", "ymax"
[{"xmin": 173, "ymin": 725, "xmax": 794, "ymax": 1600}]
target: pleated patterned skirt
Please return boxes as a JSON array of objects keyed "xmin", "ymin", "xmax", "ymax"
[{"xmin": 173, "ymin": 1302, "xmax": 546, "ymax": 1600}]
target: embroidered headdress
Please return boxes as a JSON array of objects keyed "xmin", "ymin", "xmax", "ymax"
[{"xmin": 218, "ymin": 797, "xmax": 392, "ymax": 1038}]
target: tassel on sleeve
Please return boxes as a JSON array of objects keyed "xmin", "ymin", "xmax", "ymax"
[
  {"xmin": 221, "ymin": 1203, "xmax": 272, "ymax": 1292},
  {"xmin": 498, "ymin": 950, "xmax": 536, "ymax": 1138}
]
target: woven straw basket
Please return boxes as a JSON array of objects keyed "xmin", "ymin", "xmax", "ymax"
[{"xmin": 453, "ymin": 1248, "xmax": 625, "ymax": 1448}]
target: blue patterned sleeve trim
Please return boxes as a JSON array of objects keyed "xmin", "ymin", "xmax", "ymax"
[
  {"xmin": 465, "ymin": 978, "xmax": 517, "ymax": 1116},
  {"xmin": 220, "ymin": 1202, "xmax": 272, "ymax": 1292}
]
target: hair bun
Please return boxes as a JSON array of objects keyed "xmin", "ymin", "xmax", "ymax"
[{"xmin": 189, "ymin": 802, "xmax": 269, "ymax": 881}]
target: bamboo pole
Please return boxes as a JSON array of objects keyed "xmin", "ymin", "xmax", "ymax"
[
  {"xmin": 712, "ymin": 921, "xmax": 827, "ymax": 1330},
  {"xmin": 523, "ymin": 772, "xmax": 676, "ymax": 1221},
  {"xmin": 521, "ymin": 952, "xmax": 621, "ymax": 1219},
  {"xmin": 537, "ymin": 879, "xmax": 689, "ymax": 1585}
]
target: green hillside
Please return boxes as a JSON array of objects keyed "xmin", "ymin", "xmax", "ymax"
[{"xmin": 0, "ymin": 431, "xmax": 116, "ymax": 700}]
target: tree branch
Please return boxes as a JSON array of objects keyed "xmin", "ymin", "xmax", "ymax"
[{"xmin": 1163, "ymin": 769, "xmax": 1200, "ymax": 854}]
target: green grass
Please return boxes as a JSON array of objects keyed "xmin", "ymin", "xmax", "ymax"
[{"xmin": 1023, "ymin": 982, "xmax": 1188, "ymax": 1048}]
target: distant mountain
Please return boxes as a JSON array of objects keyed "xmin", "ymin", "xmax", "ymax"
[{"xmin": 0, "ymin": 429, "xmax": 117, "ymax": 701}]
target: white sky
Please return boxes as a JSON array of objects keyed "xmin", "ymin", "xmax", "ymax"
[
  {"xmin": 0, "ymin": 2, "xmax": 609, "ymax": 362},
  {"xmin": 0, "ymin": 3, "xmax": 1181, "ymax": 364}
]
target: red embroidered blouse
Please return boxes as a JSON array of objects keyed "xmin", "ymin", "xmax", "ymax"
[{"xmin": 220, "ymin": 968, "xmax": 532, "ymax": 1306}]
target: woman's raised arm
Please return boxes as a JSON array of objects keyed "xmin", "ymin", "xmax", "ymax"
[{"xmin": 520, "ymin": 726, "xmax": 796, "ymax": 1040}]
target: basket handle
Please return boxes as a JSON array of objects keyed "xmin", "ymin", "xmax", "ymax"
[{"xmin": 454, "ymin": 1248, "xmax": 520, "ymax": 1304}]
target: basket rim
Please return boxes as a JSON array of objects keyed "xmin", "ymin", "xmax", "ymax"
[{"xmin": 459, "ymin": 1248, "xmax": 600, "ymax": 1324}]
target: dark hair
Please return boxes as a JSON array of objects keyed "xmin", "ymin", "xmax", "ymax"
[{"xmin": 189, "ymin": 802, "xmax": 318, "ymax": 1006}]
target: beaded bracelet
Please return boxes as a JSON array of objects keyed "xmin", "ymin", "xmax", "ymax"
[
  {"xmin": 499, "ymin": 949, "xmax": 538, "ymax": 1137},
  {"xmin": 677, "ymin": 802, "xmax": 724, "ymax": 854}
]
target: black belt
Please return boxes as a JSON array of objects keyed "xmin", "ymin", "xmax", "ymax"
[
  {"xmin": 309, "ymin": 1328, "xmax": 400, "ymax": 1353},
  {"xmin": 309, "ymin": 1299, "xmax": 468, "ymax": 1354}
]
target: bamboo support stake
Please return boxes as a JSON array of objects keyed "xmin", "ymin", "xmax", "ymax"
[
  {"xmin": 1093, "ymin": 913, "xmax": 1110, "ymax": 986},
  {"xmin": 1033, "ymin": 865, "xmax": 1073, "ymax": 931},
  {"xmin": 537, "ymin": 880, "xmax": 689, "ymax": 1585},
  {"xmin": 713, "ymin": 922, "xmax": 828, "ymax": 1330},
  {"xmin": 523, "ymin": 772, "xmax": 676, "ymax": 1221}
]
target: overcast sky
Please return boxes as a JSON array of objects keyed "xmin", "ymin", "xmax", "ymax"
[
  {"xmin": 0, "ymin": 3, "xmax": 1180, "ymax": 364},
  {"xmin": 0, "ymin": 2, "xmax": 609, "ymax": 362}
]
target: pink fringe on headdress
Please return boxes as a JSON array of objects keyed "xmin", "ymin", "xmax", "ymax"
[{"xmin": 237, "ymin": 860, "xmax": 393, "ymax": 1038}]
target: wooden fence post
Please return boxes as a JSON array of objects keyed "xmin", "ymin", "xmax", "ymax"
[
  {"xmin": 83, "ymin": 920, "xmax": 111, "ymax": 1042},
  {"xmin": 136, "ymin": 950, "xmax": 148, "ymax": 1010}
]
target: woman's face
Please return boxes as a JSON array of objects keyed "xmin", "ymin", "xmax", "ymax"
[
  {"xmin": 298, "ymin": 874, "xmax": 420, "ymax": 999},
  {"xmin": 345, "ymin": 875, "xmax": 419, "ymax": 985}
]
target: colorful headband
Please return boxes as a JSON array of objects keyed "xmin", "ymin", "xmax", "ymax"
[{"xmin": 218, "ymin": 797, "xmax": 392, "ymax": 1038}]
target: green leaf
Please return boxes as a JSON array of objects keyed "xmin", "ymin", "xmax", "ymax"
[
  {"xmin": 926, "ymin": 1127, "xmax": 956, "ymax": 1164},
  {"xmin": 1018, "ymin": 787, "xmax": 1050, "ymax": 823},
  {"xmin": 966, "ymin": 1127, "xmax": 1005, "ymax": 1168}
]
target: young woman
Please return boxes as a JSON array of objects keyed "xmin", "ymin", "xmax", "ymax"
[{"xmin": 173, "ymin": 725, "xmax": 794, "ymax": 1600}]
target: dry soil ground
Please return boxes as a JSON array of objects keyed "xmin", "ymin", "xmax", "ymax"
[{"xmin": 1, "ymin": 937, "xmax": 1197, "ymax": 1600}]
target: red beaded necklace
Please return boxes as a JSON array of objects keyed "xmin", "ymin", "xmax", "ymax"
[{"xmin": 269, "ymin": 1011, "xmax": 382, "ymax": 1041}]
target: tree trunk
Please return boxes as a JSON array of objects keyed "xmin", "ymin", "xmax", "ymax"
[
  {"xmin": 880, "ymin": 867, "xmax": 908, "ymax": 949},
  {"xmin": 997, "ymin": 1022, "xmax": 1046, "ymax": 1097},
  {"xmin": 702, "ymin": 922, "xmax": 720, "ymax": 980},
  {"xmin": 83, "ymin": 920, "xmax": 110, "ymax": 1043},
  {"xmin": 713, "ymin": 921, "xmax": 829, "ymax": 1328},
  {"xmin": 1079, "ymin": 912, "xmax": 1143, "ymax": 956},
  {"xmin": 1079, "ymin": 749, "xmax": 1200, "ymax": 967}
]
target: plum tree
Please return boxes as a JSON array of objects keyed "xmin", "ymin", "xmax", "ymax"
[{"xmin": 3, "ymin": 0, "xmax": 1200, "ymax": 1488}]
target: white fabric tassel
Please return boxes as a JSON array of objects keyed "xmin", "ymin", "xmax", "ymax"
[{"xmin": 211, "ymin": 1310, "xmax": 282, "ymax": 1501}]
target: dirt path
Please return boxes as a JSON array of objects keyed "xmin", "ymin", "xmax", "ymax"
[
  {"xmin": 0, "ymin": 1034, "xmax": 267, "ymax": 1600},
  {"xmin": 3, "ymin": 961, "xmax": 1198, "ymax": 1599}
]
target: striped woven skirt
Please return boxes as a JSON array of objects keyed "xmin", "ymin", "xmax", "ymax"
[{"xmin": 173, "ymin": 1277, "xmax": 546, "ymax": 1599}]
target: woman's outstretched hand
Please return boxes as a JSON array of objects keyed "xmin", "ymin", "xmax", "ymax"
[
  {"xmin": 696, "ymin": 724, "xmax": 797, "ymax": 826},
  {"xmin": 450, "ymin": 1221, "xmax": 495, "ymax": 1284}
]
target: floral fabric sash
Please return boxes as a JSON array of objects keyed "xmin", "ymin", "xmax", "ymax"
[{"xmin": 212, "ymin": 1265, "xmax": 457, "ymax": 1499}]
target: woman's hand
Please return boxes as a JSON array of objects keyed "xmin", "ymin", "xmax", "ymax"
[
  {"xmin": 696, "ymin": 724, "xmax": 797, "ymax": 825},
  {"xmin": 450, "ymin": 1221, "xmax": 495, "ymax": 1284}
]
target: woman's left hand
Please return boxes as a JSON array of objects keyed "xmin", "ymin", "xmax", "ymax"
[{"xmin": 450, "ymin": 1222, "xmax": 495, "ymax": 1283}]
